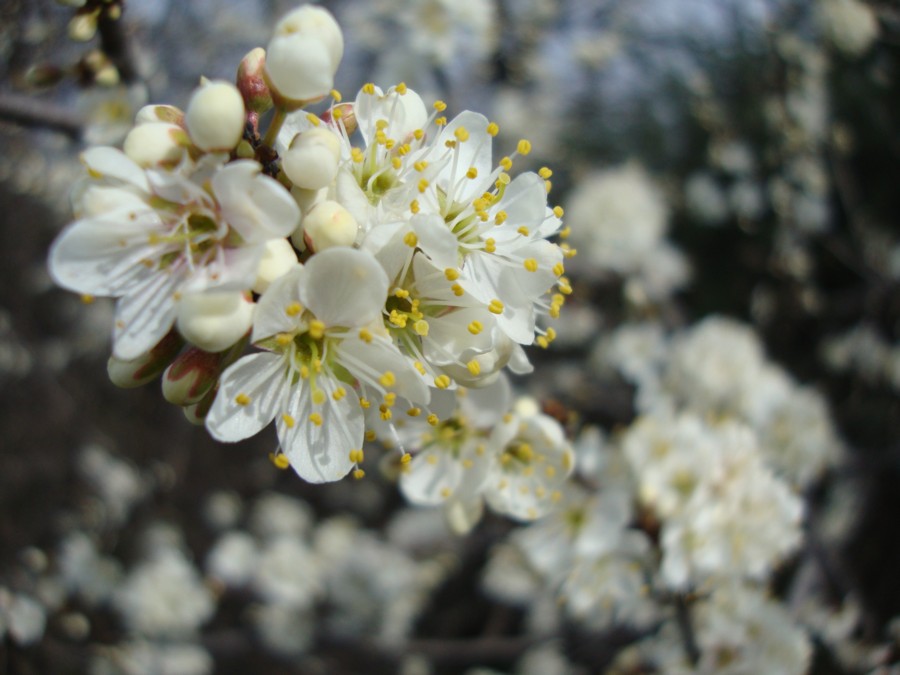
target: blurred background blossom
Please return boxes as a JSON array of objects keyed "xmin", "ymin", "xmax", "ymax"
[{"xmin": 1, "ymin": 0, "xmax": 899, "ymax": 673}]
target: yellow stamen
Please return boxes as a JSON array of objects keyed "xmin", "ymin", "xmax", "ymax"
[{"xmin": 235, "ymin": 393, "xmax": 251, "ymax": 406}]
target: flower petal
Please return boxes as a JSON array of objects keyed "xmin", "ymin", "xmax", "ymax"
[
  {"xmin": 205, "ymin": 352, "xmax": 284, "ymax": 441},
  {"xmin": 252, "ymin": 265, "xmax": 305, "ymax": 342},
  {"xmin": 277, "ymin": 375, "xmax": 359, "ymax": 483},
  {"xmin": 213, "ymin": 160, "xmax": 300, "ymax": 242},
  {"xmin": 112, "ymin": 268, "xmax": 181, "ymax": 359},
  {"xmin": 300, "ymin": 247, "xmax": 388, "ymax": 328},
  {"xmin": 81, "ymin": 147, "xmax": 150, "ymax": 192}
]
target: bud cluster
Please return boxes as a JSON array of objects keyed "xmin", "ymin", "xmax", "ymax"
[{"xmin": 48, "ymin": 4, "xmax": 574, "ymax": 502}]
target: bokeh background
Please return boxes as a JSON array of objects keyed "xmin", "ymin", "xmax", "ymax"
[{"xmin": 1, "ymin": 0, "xmax": 899, "ymax": 673}]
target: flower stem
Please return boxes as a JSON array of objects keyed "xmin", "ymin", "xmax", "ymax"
[{"xmin": 261, "ymin": 106, "xmax": 287, "ymax": 149}]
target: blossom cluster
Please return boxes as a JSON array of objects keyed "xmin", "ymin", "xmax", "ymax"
[{"xmin": 47, "ymin": 4, "xmax": 573, "ymax": 488}]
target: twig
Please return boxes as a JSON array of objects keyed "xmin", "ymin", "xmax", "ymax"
[{"xmin": 0, "ymin": 92, "xmax": 83, "ymax": 139}]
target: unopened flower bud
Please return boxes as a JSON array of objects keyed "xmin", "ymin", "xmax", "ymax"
[
  {"xmin": 237, "ymin": 47, "xmax": 273, "ymax": 114},
  {"xmin": 184, "ymin": 385, "xmax": 219, "ymax": 425},
  {"xmin": 162, "ymin": 347, "xmax": 223, "ymax": 406},
  {"xmin": 253, "ymin": 238, "xmax": 300, "ymax": 294},
  {"xmin": 282, "ymin": 127, "xmax": 341, "ymax": 190},
  {"xmin": 302, "ymin": 200, "xmax": 358, "ymax": 251},
  {"xmin": 106, "ymin": 330, "xmax": 184, "ymax": 388},
  {"xmin": 185, "ymin": 81, "xmax": 246, "ymax": 152},
  {"xmin": 123, "ymin": 122, "xmax": 188, "ymax": 168},
  {"xmin": 320, "ymin": 103, "xmax": 357, "ymax": 134},
  {"xmin": 68, "ymin": 10, "xmax": 99, "ymax": 42},
  {"xmin": 264, "ymin": 6, "xmax": 343, "ymax": 104},
  {"xmin": 135, "ymin": 104, "xmax": 183, "ymax": 126},
  {"xmin": 176, "ymin": 292, "xmax": 254, "ymax": 353}
]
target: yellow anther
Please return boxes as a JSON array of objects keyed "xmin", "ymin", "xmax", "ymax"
[
  {"xmin": 516, "ymin": 139, "xmax": 532, "ymax": 155},
  {"xmin": 524, "ymin": 258, "xmax": 539, "ymax": 272},
  {"xmin": 235, "ymin": 393, "xmax": 251, "ymax": 406},
  {"xmin": 394, "ymin": 288, "xmax": 410, "ymax": 299},
  {"xmin": 424, "ymin": 455, "xmax": 438, "ymax": 466},
  {"xmin": 418, "ymin": 178, "xmax": 430, "ymax": 193},
  {"xmin": 362, "ymin": 83, "xmax": 376, "ymax": 95},
  {"xmin": 489, "ymin": 299, "xmax": 504, "ymax": 315},
  {"xmin": 375, "ymin": 119, "xmax": 389, "ymax": 130},
  {"xmin": 413, "ymin": 319, "xmax": 429, "ymax": 336},
  {"xmin": 539, "ymin": 167, "xmax": 553, "ymax": 179},
  {"xmin": 440, "ymin": 487, "xmax": 452, "ymax": 498},
  {"xmin": 300, "ymin": 365, "xmax": 310, "ymax": 379},
  {"xmin": 358, "ymin": 328, "xmax": 373, "ymax": 343},
  {"xmin": 392, "ymin": 157, "xmax": 402, "ymax": 170},
  {"xmin": 395, "ymin": 82, "xmax": 408, "ymax": 94},
  {"xmin": 444, "ymin": 140, "xmax": 457, "ymax": 149},
  {"xmin": 403, "ymin": 231, "xmax": 419, "ymax": 247},
  {"xmin": 285, "ymin": 302, "xmax": 302, "ymax": 316},
  {"xmin": 398, "ymin": 143, "xmax": 411, "ymax": 156},
  {"xmin": 276, "ymin": 333, "xmax": 292, "ymax": 346},
  {"xmin": 497, "ymin": 172, "xmax": 511, "ymax": 186},
  {"xmin": 349, "ymin": 449, "xmax": 364, "ymax": 463},
  {"xmin": 413, "ymin": 129, "xmax": 424, "ymax": 140},
  {"xmin": 353, "ymin": 469, "xmax": 366, "ymax": 480},
  {"xmin": 272, "ymin": 453, "xmax": 290, "ymax": 470},
  {"xmin": 517, "ymin": 226, "xmax": 530, "ymax": 236},
  {"xmin": 375, "ymin": 130, "xmax": 388, "ymax": 145},
  {"xmin": 351, "ymin": 147, "xmax": 365, "ymax": 163},
  {"xmin": 486, "ymin": 121, "xmax": 500, "ymax": 136},
  {"xmin": 407, "ymin": 407, "xmax": 422, "ymax": 417},
  {"xmin": 553, "ymin": 262, "xmax": 565, "ymax": 276},
  {"xmin": 433, "ymin": 100, "xmax": 447, "ymax": 111},
  {"xmin": 494, "ymin": 211, "xmax": 507, "ymax": 225},
  {"xmin": 385, "ymin": 139, "xmax": 396, "ymax": 150},
  {"xmin": 414, "ymin": 361, "xmax": 426, "ymax": 375},
  {"xmin": 466, "ymin": 167, "xmax": 478, "ymax": 179},
  {"xmin": 500, "ymin": 156, "xmax": 513, "ymax": 171},
  {"xmin": 380, "ymin": 405, "xmax": 392, "ymax": 421},
  {"xmin": 558, "ymin": 278, "xmax": 573, "ymax": 295},
  {"xmin": 535, "ymin": 486, "xmax": 546, "ymax": 499},
  {"xmin": 435, "ymin": 116, "xmax": 447, "ymax": 126},
  {"xmin": 328, "ymin": 88, "xmax": 342, "ymax": 102},
  {"xmin": 467, "ymin": 360, "xmax": 481, "ymax": 376},
  {"xmin": 549, "ymin": 306, "xmax": 560, "ymax": 319},
  {"xmin": 281, "ymin": 413, "xmax": 296, "ymax": 428},
  {"xmin": 80, "ymin": 294, "xmax": 95, "ymax": 304},
  {"xmin": 484, "ymin": 238, "xmax": 496, "ymax": 253},
  {"xmin": 434, "ymin": 374, "xmax": 451, "ymax": 389},
  {"xmin": 309, "ymin": 412, "xmax": 323, "ymax": 426},
  {"xmin": 312, "ymin": 390, "xmax": 326, "ymax": 405},
  {"xmin": 308, "ymin": 320, "xmax": 326, "ymax": 339},
  {"xmin": 410, "ymin": 199, "xmax": 420, "ymax": 214},
  {"xmin": 546, "ymin": 327, "xmax": 557, "ymax": 341},
  {"xmin": 536, "ymin": 336, "xmax": 549, "ymax": 349},
  {"xmin": 444, "ymin": 267, "xmax": 460, "ymax": 281},
  {"xmin": 389, "ymin": 310, "xmax": 408, "ymax": 327},
  {"xmin": 559, "ymin": 225, "xmax": 571, "ymax": 239},
  {"xmin": 462, "ymin": 459, "xmax": 474, "ymax": 469},
  {"xmin": 365, "ymin": 430, "xmax": 377, "ymax": 442},
  {"xmin": 553, "ymin": 205, "xmax": 565, "ymax": 218},
  {"xmin": 380, "ymin": 371, "xmax": 396, "ymax": 387},
  {"xmin": 451, "ymin": 283, "xmax": 465, "ymax": 297},
  {"xmin": 401, "ymin": 452, "xmax": 412, "ymax": 464},
  {"xmin": 383, "ymin": 392, "xmax": 397, "ymax": 407},
  {"xmin": 467, "ymin": 320, "xmax": 483, "ymax": 335},
  {"xmin": 545, "ymin": 465, "xmax": 557, "ymax": 478},
  {"xmin": 454, "ymin": 127, "xmax": 470, "ymax": 142},
  {"xmin": 545, "ymin": 180, "xmax": 552, "ymax": 193},
  {"xmin": 360, "ymin": 398, "xmax": 371, "ymax": 409},
  {"xmin": 333, "ymin": 387, "xmax": 347, "ymax": 401},
  {"xmin": 427, "ymin": 413, "xmax": 440, "ymax": 426}
]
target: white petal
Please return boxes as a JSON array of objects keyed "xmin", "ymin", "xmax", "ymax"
[
  {"xmin": 413, "ymin": 214, "xmax": 458, "ymax": 270},
  {"xmin": 278, "ymin": 375, "xmax": 359, "ymax": 483},
  {"xmin": 433, "ymin": 111, "xmax": 493, "ymax": 203},
  {"xmin": 400, "ymin": 448, "xmax": 463, "ymax": 506},
  {"xmin": 460, "ymin": 375, "xmax": 512, "ymax": 428},
  {"xmin": 423, "ymin": 308, "xmax": 496, "ymax": 365},
  {"xmin": 493, "ymin": 173, "xmax": 548, "ymax": 232},
  {"xmin": 206, "ymin": 352, "xmax": 284, "ymax": 441},
  {"xmin": 48, "ymin": 211, "xmax": 164, "ymax": 296},
  {"xmin": 252, "ymin": 265, "xmax": 305, "ymax": 342},
  {"xmin": 300, "ymin": 247, "xmax": 388, "ymax": 328},
  {"xmin": 112, "ymin": 268, "xmax": 181, "ymax": 359},
  {"xmin": 81, "ymin": 147, "xmax": 150, "ymax": 192},
  {"xmin": 214, "ymin": 161, "xmax": 300, "ymax": 242},
  {"xmin": 179, "ymin": 244, "xmax": 265, "ymax": 294},
  {"xmin": 336, "ymin": 336, "xmax": 430, "ymax": 405}
]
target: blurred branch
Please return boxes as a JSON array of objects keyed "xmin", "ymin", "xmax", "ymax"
[{"xmin": 0, "ymin": 92, "xmax": 82, "ymax": 139}]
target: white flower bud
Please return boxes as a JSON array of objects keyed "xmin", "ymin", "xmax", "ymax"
[
  {"xmin": 123, "ymin": 122, "xmax": 187, "ymax": 168},
  {"xmin": 236, "ymin": 47, "xmax": 273, "ymax": 114},
  {"xmin": 176, "ymin": 292, "xmax": 254, "ymax": 352},
  {"xmin": 302, "ymin": 200, "xmax": 358, "ymax": 251},
  {"xmin": 282, "ymin": 127, "xmax": 341, "ymax": 190},
  {"xmin": 185, "ymin": 81, "xmax": 245, "ymax": 152},
  {"xmin": 264, "ymin": 7, "xmax": 343, "ymax": 104},
  {"xmin": 253, "ymin": 238, "xmax": 300, "ymax": 294},
  {"xmin": 134, "ymin": 104, "xmax": 183, "ymax": 126}
]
